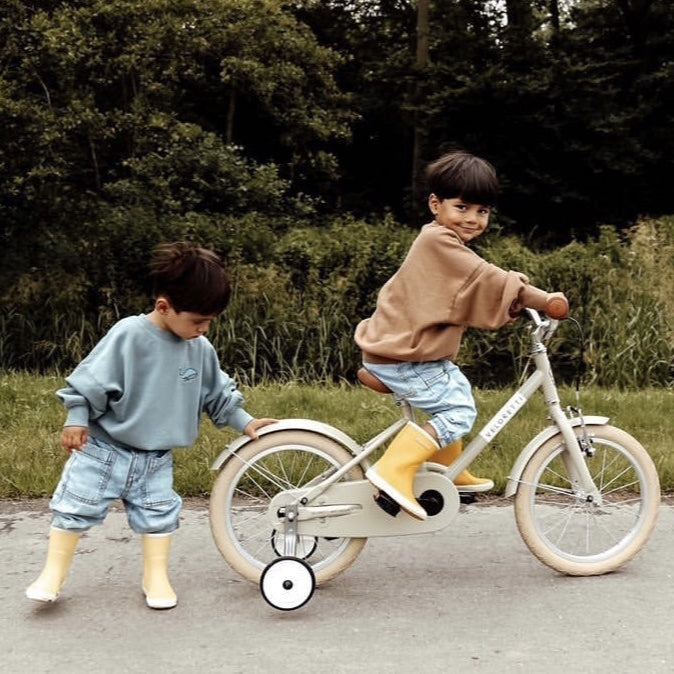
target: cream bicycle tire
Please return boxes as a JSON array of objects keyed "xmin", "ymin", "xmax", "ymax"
[
  {"xmin": 514, "ymin": 425, "xmax": 660, "ymax": 576},
  {"xmin": 210, "ymin": 430, "xmax": 367, "ymax": 585}
]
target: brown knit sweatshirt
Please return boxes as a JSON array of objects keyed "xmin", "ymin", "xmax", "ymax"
[{"xmin": 354, "ymin": 222, "xmax": 548, "ymax": 363}]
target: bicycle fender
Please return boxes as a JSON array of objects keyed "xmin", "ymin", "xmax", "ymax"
[
  {"xmin": 504, "ymin": 416, "xmax": 610, "ymax": 498},
  {"xmin": 210, "ymin": 418, "xmax": 363, "ymax": 471}
]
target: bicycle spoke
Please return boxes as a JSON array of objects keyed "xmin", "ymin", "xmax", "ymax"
[
  {"xmin": 232, "ymin": 487, "xmax": 269, "ymax": 506},
  {"xmin": 596, "ymin": 465, "xmax": 636, "ymax": 495},
  {"xmin": 545, "ymin": 506, "xmax": 574, "ymax": 545},
  {"xmin": 529, "ymin": 480, "xmax": 576, "ymax": 498},
  {"xmin": 542, "ymin": 465, "xmax": 571, "ymax": 487},
  {"xmin": 237, "ymin": 457, "xmax": 289, "ymax": 492},
  {"xmin": 588, "ymin": 510, "xmax": 630, "ymax": 544},
  {"xmin": 598, "ymin": 494, "xmax": 642, "ymax": 507},
  {"xmin": 516, "ymin": 430, "xmax": 659, "ymax": 571},
  {"xmin": 211, "ymin": 437, "xmax": 366, "ymax": 581},
  {"xmin": 601, "ymin": 480, "xmax": 640, "ymax": 498}
]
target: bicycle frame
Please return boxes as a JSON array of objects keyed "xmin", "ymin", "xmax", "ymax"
[
  {"xmin": 215, "ymin": 309, "xmax": 602, "ymax": 514},
  {"xmin": 297, "ymin": 310, "xmax": 597, "ymax": 506},
  {"xmin": 445, "ymin": 310, "xmax": 601, "ymax": 502}
]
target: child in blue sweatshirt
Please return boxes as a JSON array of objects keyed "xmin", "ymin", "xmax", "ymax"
[{"xmin": 26, "ymin": 242, "xmax": 275, "ymax": 609}]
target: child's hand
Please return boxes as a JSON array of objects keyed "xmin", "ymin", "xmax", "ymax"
[
  {"xmin": 244, "ymin": 418, "xmax": 279, "ymax": 440},
  {"xmin": 61, "ymin": 426, "xmax": 88, "ymax": 454},
  {"xmin": 545, "ymin": 292, "xmax": 569, "ymax": 319}
]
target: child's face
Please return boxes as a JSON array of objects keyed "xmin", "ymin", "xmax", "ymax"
[
  {"xmin": 164, "ymin": 309, "xmax": 215, "ymax": 340},
  {"xmin": 152, "ymin": 299, "xmax": 216, "ymax": 340},
  {"xmin": 429, "ymin": 195, "xmax": 491, "ymax": 243}
]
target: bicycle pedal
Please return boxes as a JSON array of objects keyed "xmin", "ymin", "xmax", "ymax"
[
  {"xmin": 459, "ymin": 492, "xmax": 477, "ymax": 505},
  {"xmin": 373, "ymin": 491, "xmax": 402, "ymax": 517}
]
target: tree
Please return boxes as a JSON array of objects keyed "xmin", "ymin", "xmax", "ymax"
[
  {"xmin": 0, "ymin": 0, "xmax": 352, "ymax": 316},
  {"xmin": 411, "ymin": 0, "xmax": 430, "ymax": 217},
  {"xmin": 407, "ymin": 0, "xmax": 673, "ymax": 237},
  {"xmin": 297, "ymin": 0, "xmax": 673, "ymax": 238},
  {"xmin": 295, "ymin": 0, "xmax": 420, "ymax": 216}
]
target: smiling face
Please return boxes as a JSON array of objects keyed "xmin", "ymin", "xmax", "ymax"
[
  {"xmin": 149, "ymin": 297, "xmax": 215, "ymax": 340},
  {"xmin": 429, "ymin": 194, "xmax": 491, "ymax": 243}
]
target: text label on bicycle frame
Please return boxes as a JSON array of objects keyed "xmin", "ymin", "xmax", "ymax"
[{"xmin": 479, "ymin": 392, "xmax": 528, "ymax": 442}]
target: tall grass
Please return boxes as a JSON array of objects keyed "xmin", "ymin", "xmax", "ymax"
[
  {"xmin": 1, "ymin": 217, "xmax": 672, "ymax": 388},
  {"xmin": 1, "ymin": 373, "xmax": 671, "ymax": 500}
]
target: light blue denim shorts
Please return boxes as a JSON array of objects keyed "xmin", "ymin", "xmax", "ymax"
[
  {"xmin": 50, "ymin": 436, "xmax": 182, "ymax": 534},
  {"xmin": 364, "ymin": 359, "xmax": 477, "ymax": 447}
]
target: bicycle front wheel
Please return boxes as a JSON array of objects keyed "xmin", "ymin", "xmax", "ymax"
[
  {"xmin": 514, "ymin": 425, "xmax": 660, "ymax": 576},
  {"xmin": 209, "ymin": 430, "xmax": 367, "ymax": 585}
]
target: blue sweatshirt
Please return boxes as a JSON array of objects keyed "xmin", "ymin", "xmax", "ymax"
[{"xmin": 57, "ymin": 315, "xmax": 253, "ymax": 451}]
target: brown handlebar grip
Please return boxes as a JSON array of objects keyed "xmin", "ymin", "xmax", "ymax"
[{"xmin": 545, "ymin": 294, "xmax": 569, "ymax": 320}]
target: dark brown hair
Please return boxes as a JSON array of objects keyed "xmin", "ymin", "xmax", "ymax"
[
  {"xmin": 426, "ymin": 151, "xmax": 499, "ymax": 206},
  {"xmin": 149, "ymin": 242, "xmax": 230, "ymax": 315}
]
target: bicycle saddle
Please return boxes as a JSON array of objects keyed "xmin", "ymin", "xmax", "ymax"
[{"xmin": 357, "ymin": 367, "xmax": 392, "ymax": 394}]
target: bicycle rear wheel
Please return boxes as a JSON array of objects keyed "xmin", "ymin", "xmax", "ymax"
[
  {"xmin": 514, "ymin": 425, "xmax": 660, "ymax": 576},
  {"xmin": 209, "ymin": 430, "xmax": 367, "ymax": 585}
]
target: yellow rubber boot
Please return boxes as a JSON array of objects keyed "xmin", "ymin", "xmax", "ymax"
[
  {"xmin": 142, "ymin": 533, "xmax": 177, "ymax": 609},
  {"xmin": 26, "ymin": 527, "xmax": 81, "ymax": 602},
  {"xmin": 429, "ymin": 439, "xmax": 494, "ymax": 492},
  {"xmin": 366, "ymin": 422, "xmax": 439, "ymax": 520}
]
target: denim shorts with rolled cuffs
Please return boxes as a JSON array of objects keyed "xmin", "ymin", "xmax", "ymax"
[
  {"xmin": 50, "ymin": 436, "xmax": 182, "ymax": 534},
  {"xmin": 363, "ymin": 359, "xmax": 477, "ymax": 448}
]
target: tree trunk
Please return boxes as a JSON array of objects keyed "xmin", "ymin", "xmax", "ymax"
[
  {"xmin": 549, "ymin": 0, "xmax": 560, "ymax": 35},
  {"xmin": 411, "ymin": 0, "xmax": 430, "ymax": 224},
  {"xmin": 505, "ymin": 0, "xmax": 535, "ymax": 41},
  {"xmin": 615, "ymin": 0, "xmax": 656, "ymax": 57},
  {"xmin": 225, "ymin": 89, "xmax": 236, "ymax": 145}
]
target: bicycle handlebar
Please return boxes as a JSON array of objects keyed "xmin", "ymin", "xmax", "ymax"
[
  {"xmin": 524, "ymin": 307, "xmax": 543, "ymax": 325},
  {"xmin": 545, "ymin": 293, "xmax": 569, "ymax": 320},
  {"xmin": 524, "ymin": 292, "xmax": 569, "ymax": 329},
  {"xmin": 525, "ymin": 308, "xmax": 560, "ymax": 344}
]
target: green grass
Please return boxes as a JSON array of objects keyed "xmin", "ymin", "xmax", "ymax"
[{"xmin": 1, "ymin": 372, "xmax": 672, "ymax": 499}]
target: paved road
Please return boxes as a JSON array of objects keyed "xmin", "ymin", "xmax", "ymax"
[{"xmin": 2, "ymin": 498, "xmax": 673, "ymax": 673}]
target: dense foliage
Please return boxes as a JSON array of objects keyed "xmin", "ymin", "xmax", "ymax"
[
  {"xmin": 2, "ymin": 214, "xmax": 672, "ymax": 388},
  {"xmin": 1, "ymin": 1, "xmax": 672, "ymax": 387},
  {"xmin": 298, "ymin": 0, "xmax": 674, "ymax": 235}
]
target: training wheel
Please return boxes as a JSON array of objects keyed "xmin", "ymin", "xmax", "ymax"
[{"xmin": 260, "ymin": 556, "xmax": 316, "ymax": 611}]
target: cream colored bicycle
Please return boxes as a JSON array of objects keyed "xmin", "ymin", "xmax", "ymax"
[{"xmin": 209, "ymin": 309, "xmax": 660, "ymax": 610}]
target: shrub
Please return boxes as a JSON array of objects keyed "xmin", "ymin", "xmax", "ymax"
[{"xmin": 1, "ymin": 215, "xmax": 672, "ymax": 388}]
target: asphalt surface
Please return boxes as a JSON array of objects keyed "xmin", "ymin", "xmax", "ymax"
[{"xmin": 2, "ymin": 497, "xmax": 673, "ymax": 673}]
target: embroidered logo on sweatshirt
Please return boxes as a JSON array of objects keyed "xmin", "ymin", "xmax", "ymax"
[{"xmin": 179, "ymin": 367, "xmax": 198, "ymax": 382}]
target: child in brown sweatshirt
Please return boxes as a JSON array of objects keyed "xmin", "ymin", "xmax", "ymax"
[{"xmin": 355, "ymin": 151, "xmax": 568, "ymax": 519}]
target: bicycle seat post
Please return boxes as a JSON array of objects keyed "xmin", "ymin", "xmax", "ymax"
[{"xmin": 398, "ymin": 398, "xmax": 415, "ymax": 422}]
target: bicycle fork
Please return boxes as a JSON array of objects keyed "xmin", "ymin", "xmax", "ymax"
[
  {"xmin": 548, "ymin": 404, "xmax": 603, "ymax": 505},
  {"xmin": 536, "ymin": 347, "xmax": 603, "ymax": 505}
]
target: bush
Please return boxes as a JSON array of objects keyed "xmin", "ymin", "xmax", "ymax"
[
  {"xmin": 473, "ymin": 219, "xmax": 674, "ymax": 387},
  {"xmin": 1, "ymin": 215, "xmax": 672, "ymax": 388},
  {"xmin": 202, "ymin": 216, "xmax": 673, "ymax": 388},
  {"xmin": 207, "ymin": 215, "xmax": 416, "ymax": 384}
]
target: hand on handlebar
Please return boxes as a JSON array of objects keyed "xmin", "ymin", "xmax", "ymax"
[
  {"xmin": 545, "ymin": 292, "xmax": 569, "ymax": 320},
  {"xmin": 514, "ymin": 285, "xmax": 569, "ymax": 321}
]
